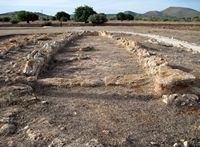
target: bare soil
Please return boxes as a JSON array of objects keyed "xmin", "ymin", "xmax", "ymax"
[{"xmin": 0, "ymin": 26, "xmax": 200, "ymax": 146}]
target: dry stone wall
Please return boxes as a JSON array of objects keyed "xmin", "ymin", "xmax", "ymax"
[
  {"xmin": 23, "ymin": 32, "xmax": 84, "ymax": 79},
  {"xmin": 99, "ymin": 31, "xmax": 196, "ymax": 95}
]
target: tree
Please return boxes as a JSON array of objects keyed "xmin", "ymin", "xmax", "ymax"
[
  {"xmin": 126, "ymin": 14, "xmax": 134, "ymax": 20},
  {"xmin": 74, "ymin": 5, "xmax": 96, "ymax": 23},
  {"xmin": 55, "ymin": 11, "xmax": 70, "ymax": 21},
  {"xmin": 30, "ymin": 13, "xmax": 39, "ymax": 22},
  {"xmin": 116, "ymin": 12, "xmax": 127, "ymax": 21},
  {"xmin": 89, "ymin": 13, "xmax": 107, "ymax": 25},
  {"xmin": 16, "ymin": 11, "xmax": 38, "ymax": 23},
  {"xmin": 10, "ymin": 18, "xmax": 19, "ymax": 24},
  {"xmin": 50, "ymin": 16, "xmax": 56, "ymax": 21},
  {"xmin": 2, "ymin": 17, "xmax": 11, "ymax": 22}
]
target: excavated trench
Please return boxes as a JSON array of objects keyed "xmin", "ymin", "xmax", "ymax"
[{"xmin": 0, "ymin": 32, "xmax": 200, "ymax": 146}]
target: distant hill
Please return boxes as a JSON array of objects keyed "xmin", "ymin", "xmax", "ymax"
[
  {"xmin": 162, "ymin": 7, "xmax": 200, "ymax": 18},
  {"xmin": 125, "ymin": 7, "xmax": 200, "ymax": 19},
  {"xmin": 0, "ymin": 11, "xmax": 52, "ymax": 18},
  {"xmin": 124, "ymin": 11, "xmax": 140, "ymax": 16},
  {"xmin": 144, "ymin": 11, "xmax": 164, "ymax": 17},
  {"xmin": 0, "ymin": 7, "xmax": 200, "ymax": 20}
]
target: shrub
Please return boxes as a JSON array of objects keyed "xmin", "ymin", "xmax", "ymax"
[
  {"xmin": 55, "ymin": 11, "xmax": 70, "ymax": 21},
  {"xmin": 116, "ymin": 12, "xmax": 127, "ymax": 21},
  {"xmin": 89, "ymin": 13, "xmax": 108, "ymax": 25},
  {"xmin": 16, "ymin": 11, "xmax": 39, "ymax": 23},
  {"xmin": 116, "ymin": 13, "xmax": 134, "ymax": 21},
  {"xmin": 2, "ymin": 17, "xmax": 11, "ymax": 22},
  {"xmin": 50, "ymin": 16, "xmax": 56, "ymax": 21},
  {"xmin": 74, "ymin": 5, "xmax": 96, "ymax": 23},
  {"xmin": 192, "ymin": 16, "xmax": 200, "ymax": 22},
  {"xmin": 0, "ymin": 17, "xmax": 3, "ymax": 22},
  {"xmin": 126, "ymin": 14, "xmax": 134, "ymax": 20},
  {"xmin": 10, "ymin": 19, "xmax": 19, "ymax": 24}
]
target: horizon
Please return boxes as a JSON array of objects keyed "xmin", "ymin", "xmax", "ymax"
[{"xmin": 1, "ymin": 0, "xmax": 200, "ymax": 15}]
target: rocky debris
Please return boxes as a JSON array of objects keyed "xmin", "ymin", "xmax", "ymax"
[
  {"xmin": 0, "ymin": 84, "xmax": 33, "ymax": 98},
  {"xmin": 23, "ymin": 50, "xmax": 46, "ymax": 76},
  {"xmin": 190, "ymin": 87, "xmax": 200, "ymax": 96},
  {"xmin": 48, "ymin": 138, "xmax": 66, "ymax": 147},
  {"xmin": 0, "ymin": 35, "xmax": 34, "ymax": 56},
  {"xmin": 162, "ymin": 94, "xmax": 199, "ymax": 108},
  {"xmin": 100, "ymin": 31, "xmax": 196, "ymax": 95},
  {"xmin": 85, "ymin": 139, "xmax": 104, "ymax": 147},
  {"xmin": 173, "ymin": 140, "xmax": 196, "ymax": 147},
  {"xmin": 155, "ymin": 66, "xmax": 196, "ymax": 94},
  {"xmin": 103, "ymin": 74, "xmax": 146, "ymax": 87},
  {"xmin": 38, "ymin": 77, "xmax": 104, "ymax": 88},
  {"xmin": 80, "ymin": 79, "xmax": 104, "ymax": 87},
  {"xmin": 173, "ymin": 142, "xmax": 182, "ymax": 147},
  {"xmin": 8, "ymin": 84, "xmax": 33, "ymax": 96},
  {"xmin": 23, "ymin": 32, "xmax": 83, "ymax": 78},
  {"xmin": 26, "ymin": 128, "xmax": 44, "ymax": 144},
  {"xmin": 54, "ymin": 55, "xmax": 90, "ymax": 63},
  {"xmin": 37, "ymin": 35, "xmax": 52, "ymax": 41},
  {"xmin": 37, "ymin": 78, "xmax": 80, "ymax": 87},
  {"xmin": 79, "ymin": 46, "xmax": 94, "ymax": 52},
  {"xmin": 103, "ymin": 76, "xmax": 118, "ymax": 86},
  {"xmin": 148, "ymin": 38, "xmax": 173, "ymax": 47},
  {"xmin": 0, "ymin": 123, "xmax": 16, "ymax": 136}
]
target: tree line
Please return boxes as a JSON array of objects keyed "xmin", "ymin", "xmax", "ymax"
[{"xmin": 0, "ymin": 5, "xmax": 199, "ymax": 25}]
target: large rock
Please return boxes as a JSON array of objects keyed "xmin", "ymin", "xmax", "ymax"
[
  {"xmin": 155, "ymin": 66, "xmax": 196, "ymax": 94},
  {"xmin": 0, "ymin": 123, "xmax": 16, "ymax": 136},
  {"xmin": 86, "ymin": 139, "xmax": 104, "ymax": 147},
  {"xmin": 162, "ymin": 93, "xmax": 199, "ymax": 107},
  {"xmin": 38, "ymin": 78, "xmax": 81, "ymax": 87}
]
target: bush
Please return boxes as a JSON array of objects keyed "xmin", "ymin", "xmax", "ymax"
[
  {"xmin": 116, "ymin": 13, "xmax": 134, "ymax": 21},
  {"xmin": 126, "ymin": 14, "xmax": 134, "ymax": 20},
  {"xmin": 10, "ymin": 19, "xmax": 19, "ymax": 24},
  {"xmin": 16, "ymin": 11, "xmax": 38, "ymax": 23},
  {"xmin": 192, "ymin": 16, "xmax": 200, "ymax": 22},
  {"xmin": 55, "ymin": 11, "xmax": 70, "ymax": 21},
  {"xmin": 50, "ymin": 16, "xmax": 56, "ymax": 21},
  {"xmin": 89, "ymin": 13, "xmax": 107, "ymax": 25},
  {"xmin": 2, "ymin": 17, "xmax": 11, "ymax": 22},
  {"xmin": 74, "ymin": 5, "xmax": 96, "ymax": 23},
  {"xmin": 116, "ymin": 12, "xmax": 127, "ymax": 21},
  {"xmin": 0, "ymin": 17, "xmax": 3, "ymax": 22}
]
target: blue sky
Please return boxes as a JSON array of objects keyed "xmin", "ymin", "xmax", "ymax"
[{"xmin": 0, "ymin": 0, "xmax": 200, "ymax": 15}]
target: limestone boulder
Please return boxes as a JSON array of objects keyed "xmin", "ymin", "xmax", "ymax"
[
  {"xmin": 162, "ymin": 93, "xmax": 199, "ymax": 107},
  {"xmin": 155, "ymin": 66, "xmax": 196, "ymax": 94}
]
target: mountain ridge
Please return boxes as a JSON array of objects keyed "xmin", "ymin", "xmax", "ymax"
[{"xmin": 0, "ymin": 7, "xmax": 200, "ymax": 19}]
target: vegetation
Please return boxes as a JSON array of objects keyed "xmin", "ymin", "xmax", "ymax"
[
  {"xmin": 126, "ymin": 14, "xmax": 134, "ymax": 20},
  {"xmin": 2, "ymin": 17, "xmax": 11, "ymax": 22},
  {"xmin": 116, "ymin": 12, "xmax": 134, "ymax": 21},
  {"xmin": 50, "ymin": 16, "xmax": 56, "ymax": 21},
  {"xmin": 116, "ymin": 12, "xmax": 127, "ymax": 21},
  {"xmin": 192, "ymin": 16, "xmax": 200, "ymax": 22},
  {"xmin": 89, "ymin": 13, "xmax": 108, "ymax": 24},
  {"xmin": 16, "ymin": 11, "xmax": 39, "ymax": 23},
  {"xmin": 74, "ymin": 5, "xmax": 96, "ymax": 23},
  {"xmin": 55, "ymin": 11, "xmax": 70, "ymax": 21},
  {"xmin": 0, "ymin": 6, "xmax": 199, "ymax": 24},
  {"xmin": 10, "ymin": 19, "xmax": 19, "ymax": 24}
]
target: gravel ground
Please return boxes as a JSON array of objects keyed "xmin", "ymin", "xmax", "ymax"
[{"xmin": 0, "ymin": 26, "xmax": 200, "ymax": 146}]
